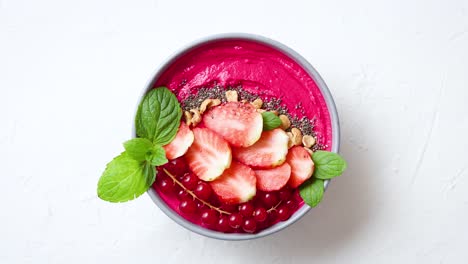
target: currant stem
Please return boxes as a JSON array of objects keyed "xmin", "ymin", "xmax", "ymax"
[
  {"xmin": 267, "ymin": 200, "xmax": 283, "ymax": 213},
  {"xmin": 163, "ymin": 168, "xmax": 231, "ymax": 215}
]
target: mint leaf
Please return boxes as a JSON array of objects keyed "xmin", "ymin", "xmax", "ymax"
[
  {"xmin": 312, "ymin": 151, "xmax": 347, "ymax": 179},
  {"xmin": 149, "ymin": 145, "xmax": 168, "ymax": 166},
  {"xmin": 123, "ymin": 138, "xmax": 154, "ymax": 162},
  {"xmin": 97, "ymin": 152, "xmax": 156, "ymax": 202},
  {"xmin": 124, "ymin": 138, "xmax": 168, "ymax": 166},
  {"xmin": 261, "ymin": 112, "xmax": 281, "ymax": 131},
  {"xmin": 299, "ymin": 178, "xmax": 324, "ymax": 207},
  {"xmin": 135, "ymin": 87, "xmax": 182, "ymax": 145}
]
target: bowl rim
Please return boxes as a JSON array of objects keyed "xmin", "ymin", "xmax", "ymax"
[{"xmin": 134, "ymin": 33, "xmax": 340, "ymax": 241}]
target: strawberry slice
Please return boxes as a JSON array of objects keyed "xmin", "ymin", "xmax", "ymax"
[
  {"xmin": 210, "ymin": 161, "xmax": 257, "ymax": 204},
  {"xmin": 185, "ymin": 128, "xmax": 232, "ymax": 181},
  {"xmin": 254, "ymin": 162, "xmax": 291, "ymax": 191},
  {"xmin": 286, "ymin": 146, "xmax": 315, "ymax": 188},
  {"xmin": 233, "ymin": 128, "xmax": 289, "ymax": 168},
  {"xmin": 204, "ymin": 102, "xmax": 263, "ymax": 147},
  {"xmin": 163, "ymin": 122, "xmax": 194, "ymax": 160}
]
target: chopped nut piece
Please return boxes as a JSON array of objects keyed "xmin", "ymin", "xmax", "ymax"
[
  {"xmin": 184, "ymin": 111, "xmax": 192, "ymax": 126},
  {"xmin": 287, "ymin": 132, "xmax": 294, "ymax": 148},
  {"xmin": 212, "ymin": 98, "xmax": 221, "ymax": 106},
  {"xmin": 290, "ymin": 127, "xmax": 302, "ymax": 146},
  {"xmin": 251, "ymin": 98, "xmax": 263, "ymax": 109},
  {"xmin": 279, "ymin": 115, "xmax": 291, "ymax": 130},
  {"xmin": 304, "ymin": 147, "xmax": 313, "ymax": 155},
  {"xmin": 241, "ymin": 99, "xmax": 248, "ymax": 103},
  {"xmin": 189, "ymin": 109, "xmax": 202, "ymax": 126},
  {"xmin": 225, "ymin": 90, "xmax": 238, "ymax": 102},
  {"xmin": 302, "ymin": 135, "xmax": 316, "ymax": 148},
  {"xmin": 199, "ymin": 98, "xmax": 221, "ymax": 114},
  {"xmin": 256, "ymin": 109, "xmax": 266, "ymax": 113}
]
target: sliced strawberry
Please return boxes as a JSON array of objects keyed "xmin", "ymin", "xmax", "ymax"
[
  {"xmin": 254, "ymin": 162, "xmax": 291, "ymax": 191},
  {"xmin": 163, "ymin": 122, "xmax": 194, "ymax": 160},
  {"xmin": 210, "ymin": 161, "xmax": 256, "ymax": 204},
  {"xmin": 286, "ymin": 146, "xmax": 315, "ymax": 188},
  {"xmin": 204, "ymin": 102, "xmax": 263, "ymax": 147},
  {"xmin": 185, "ymin": 128, "xmax": 232, "ymax": 181},
  {"xmin": 233, "ymin": 128, "xmax": 289, "ymax": 168}
]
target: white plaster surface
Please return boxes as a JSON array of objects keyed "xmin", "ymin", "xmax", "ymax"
[{"xmin": 1, "ymin": 0, "xmax": 468, "ymax": 263}]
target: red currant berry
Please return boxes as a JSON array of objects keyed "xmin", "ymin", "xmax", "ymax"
[
  {"xmin": 217, "ymin": 216, "xmax": 231, "ymax": 232},
  {"xmin": 157, "ymin": 178, "xmax": 174, "ymax": 193},
  {"xmin": 210, "ymin": 197, "xmax": 221, "ymax": 207},
  {"xmin": 268, "ymin": 209, "xmax": 278, "ymax": 222},
  {"xmin": 242, "ymin": 218, "xmax": 257, "ymax": 233},
  {"xmin": 228, "ymin": 213, "xmax": 243, "ymax": 229},
  {"xmin": 176, "ymin": 189, "xmax": 189, "ymax": 200},
  {"xmin": 221, "ymin": 204, "xmax": 237, "ymax": 213},
  {"xmin": 260, "ymin": 192, "xmax": 279, "ymax": 208},
  {"xmin": 238, "ymin": 202, "xmax": 254, "ymax": 217},
  {"xmin": 196, "ymin": 201, "xmax": 205, "ymax": 210},
  {"xmin": 182, "ymin": 174, "xmax": 198, "ymax": 190},
  {"xmin": 194, "ymin": 182, "xmax": 212, "ymax": 200},
  {"xmin": 253, "ymin": 207, "xmax": 268, "ymax": 222},
  {"xmin": 278, "ymin": 187, "xmax": 292, "ymax": 201},
  {"xmin": 176, "ymin": 173, "xmax": 185, "ymax": 181},
  {"xmin": 277, "ymin": 206, "xmax": 291, "ymax": 221},
  {"xmin": 179, "ymin": 198, "xmax": 196, "ymax": 214},
  {"xmin": 285, "ymin": 199, "xmax": 297, "ymax": 211},
  {"xmin": 164, "ymin": 157, "xmax": 189, "ymax": 174},
  {"xmin": 201, "ymin": 210, "xmax": 218, "ymax": 226}
]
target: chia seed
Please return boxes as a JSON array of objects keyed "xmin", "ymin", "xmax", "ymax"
[
  {"xmin": 288, "ymin": 115, "xmax": 315, "ymax": 136},
  {"xmin": 263, "ymin": 97, "xmax": 283, "ymax": 112},
  {"xmin": 181, "ymin": 85, "xmax": 324, "ymax": 150}
]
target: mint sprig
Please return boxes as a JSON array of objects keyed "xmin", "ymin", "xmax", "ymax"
[
  {"xmin": 124, "ymin": 138, "xmax": 168, "ymax": 166},
  {"xmin": 299, "ymin": 151, "xmax": 347, "ymax": 207},
  {"xmin": 261, "ymin": 111, "xmax": 282, "ymax": 131},
  {"xmin": 123, "ymin": 138, "xmax": 155, "ymax": 162},
  {"xmin": 97, "ymin": 87, "xmax": 181, "ymax": 203}
]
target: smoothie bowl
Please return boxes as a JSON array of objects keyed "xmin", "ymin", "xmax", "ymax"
[{"xmin": 97, "ymin": 34, "xmax": 346, "ymax": 240}]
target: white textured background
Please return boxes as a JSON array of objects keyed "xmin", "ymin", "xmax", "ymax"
[{"xmin": 1, "ymin": 0, "xmax": 468, "ymax": 263}]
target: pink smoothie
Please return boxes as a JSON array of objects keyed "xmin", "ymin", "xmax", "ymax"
[{"xmin": 152, "ymin": 39, "xmax": 333, "ymax": 232}]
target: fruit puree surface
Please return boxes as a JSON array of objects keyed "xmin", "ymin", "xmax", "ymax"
[{"xmin": 152, "ymin": 39, "xmax": 332, "ymax": 232}]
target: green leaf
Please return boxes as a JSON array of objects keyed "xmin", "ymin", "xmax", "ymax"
[
  {"xmin": 149, "ymin": 145, "xmax": 168, "ymax": 166},
  {"xmin": 299, "ymin": 178, "xmax": 324, "ymax": 207},
  {"xmin": 312, "ymin": 151, "xmax": 347, "ymax": 179},
  {"xmin": 123, "ymin": 138, "xmax": 154, "ymax": 162},
  {"xmin": 135, "ymin": 87, "xmax": 182, "ymax": 145},
  {"xmin": 124, "ymin": 138, "xmax": 168, "ymax": 166},
  {"xmin": 97, "ymin": 152, "xmax": 156, "ymax": 203},
  {"xmin": 261, "ymin": 111, "xmax": 282, "ymax": 131}
]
